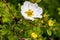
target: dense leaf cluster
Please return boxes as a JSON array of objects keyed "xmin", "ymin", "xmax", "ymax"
[{"xmin": 0, "ymin": 0, "xmax": 60, "ymax": 40}]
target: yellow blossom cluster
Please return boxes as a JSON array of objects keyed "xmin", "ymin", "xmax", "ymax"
[
  {"xmin": 31, "ymin": 32, "xmax": 38, "ymax": 39},
  {"xmin": 48, "ymin": 19, "xmax": 54, "ymax": 27}
]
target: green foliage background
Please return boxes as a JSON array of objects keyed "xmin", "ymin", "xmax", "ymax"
[{"xmin": 0, "ymin": 0, "xmax": 60, "ymax": 40}]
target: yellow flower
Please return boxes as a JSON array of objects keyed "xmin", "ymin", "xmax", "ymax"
[
  {"xmin": 31, "ymin": 32, "xmax": 38, "ymax": 39},
  {"xmin": 43, "ymin": 13, "xmax": 49, "ymax": 18},
  {"xmin": 48, "ymin": 19, "xmax": 54, "ymax": 27}
]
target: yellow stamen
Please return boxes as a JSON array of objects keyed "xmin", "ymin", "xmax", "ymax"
[{"xmin": 25, "ymin": 9, "xmax": 33, "ymax": 17}]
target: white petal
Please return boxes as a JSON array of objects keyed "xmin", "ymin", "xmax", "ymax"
[
  {"xmin": 36, "ymin": 15, "xmax": 42, "ymax": 18},
  {"xmin": 21, "ymin": 1, "xmax": 32, "ymax": 12},
  {"xmin": 28, "ymin": 17, "xmax": 34, "ymax": 21},
  {"xmin": 21, "ymin": 11, "xmax": 27, "ymax": 18},
  {"xmin": 29, "ymin": 3, "xmax": 38, "ymax": 11},
  {"xmin": 33, "ymin": 7, "xmax": 43, "ymax": 18},
  {"xmin": 21, "ymin": 4, "xmax": 28, "ymax": 12},
  {"xmin": 37, "ymin": 7, "xmax": 43, "ymax": 14},
  {"xmin": 35, "ymin": 7, "xmax": 43, "ymax": 14},
  {"xmin": 24, "ymin": 1, "xmax": 31, "ymax": 6},
  {"xmin": 24, "ymin": 16, "xmax": 34, "ymax": 21}
]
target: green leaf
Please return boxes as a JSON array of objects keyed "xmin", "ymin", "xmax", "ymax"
[
  {"xmin": 47, "ymin": 29, "xmax": 52, "ymax": 36},
  {"xmin": 30, "ymin": 0, "xmax": 41, "ymax": 3},
  {"xmin": 15, "ymin": 27, "xmax": 20, "ymax": 32},
  {"xmin": 57, "ymin": 8, "xmax": 60, "ymax": 11},
  {"xmin": 1, "ymin": 29, "xmax": 8, "ymax": 35},
  {"xmin": 8, "ymin": 35, "xmax": 14, "ymax": 40},
  {"xmin": 2, "ymin": 17, "xmax": 10, "ymax": 23},
  {"xmin": 36, "ymin": 0, "xmax": 41, "ymax": 3}
]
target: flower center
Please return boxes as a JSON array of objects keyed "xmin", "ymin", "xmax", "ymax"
[{"xmin": 25, "ymin": 9, "xmax": 33, "ymax": 17}]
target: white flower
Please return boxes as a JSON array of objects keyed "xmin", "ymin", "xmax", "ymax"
[{"xmin": 21, "ymin": 1, "xmax": 43, "ymax": 21}]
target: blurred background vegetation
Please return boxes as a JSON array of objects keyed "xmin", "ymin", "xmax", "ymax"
[{"xmin": 0, "ymin": 0, "xmax": 60, "ymax": 40}]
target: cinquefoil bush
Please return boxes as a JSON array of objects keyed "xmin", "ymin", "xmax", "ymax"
[{"xmin": 0, "ymin": 0, "xmax": 60, "ymax": 40}]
